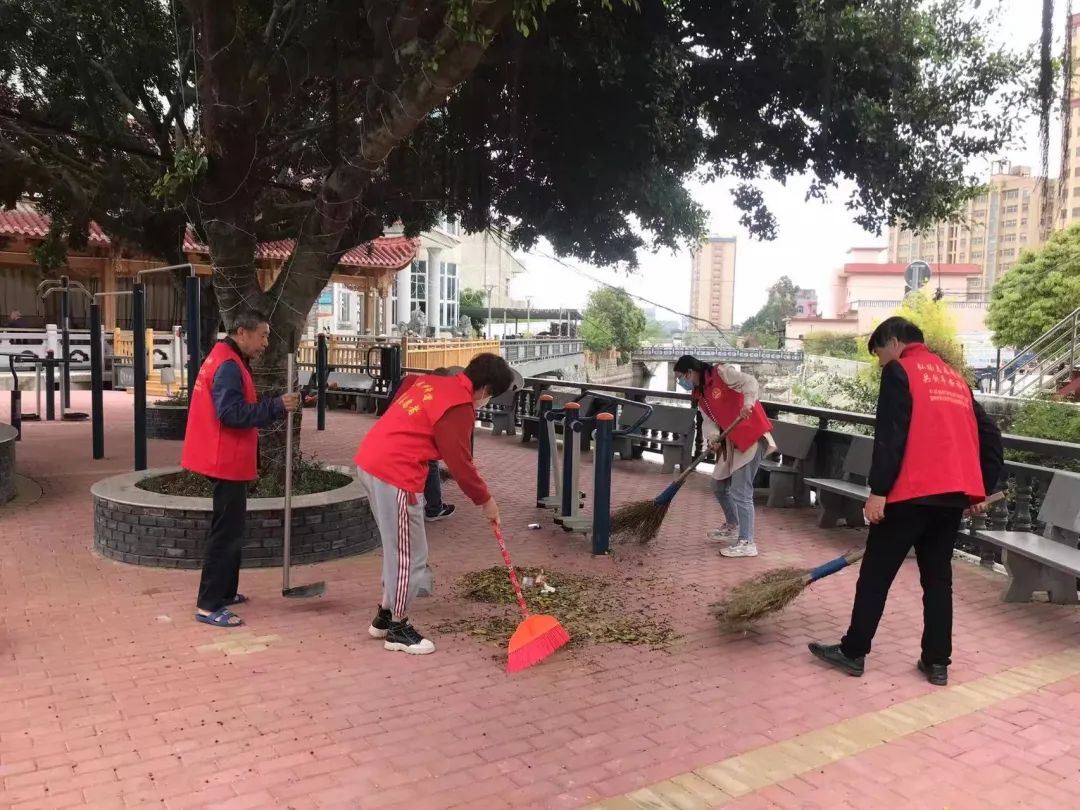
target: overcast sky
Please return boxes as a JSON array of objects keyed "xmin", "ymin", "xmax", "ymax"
[{"xmin": 511, "ymin": 0, "xmax": 1065, "ymax": 322}]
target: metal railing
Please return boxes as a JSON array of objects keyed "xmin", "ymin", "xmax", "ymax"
[
  {"xmin": 997, "ymin": 307, "xmax": 1080, "ymax": 397},
  {"xmin": 500, "ymin": 338, "xmax": 584, "ymax": 363},
  {"xmin": 634, "ymin": 346, "xmax": 804, "ymax": 363}
]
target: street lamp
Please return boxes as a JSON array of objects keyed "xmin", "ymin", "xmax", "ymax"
[{"xmin": 484, "ymin": 284, "xmax": 497, "ymax": 340}]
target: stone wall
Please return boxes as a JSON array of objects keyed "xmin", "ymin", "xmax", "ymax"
[
  {"xmin": 0, "ymin": 423, "xmax": 15, "ymax": 504},
  {"xmin": 92, "ymin": 468, "xmax": 378, "ymax": 568},
  {"xmin": 146, "ymin": 405, "xmax": 188, "ymax": 440}
]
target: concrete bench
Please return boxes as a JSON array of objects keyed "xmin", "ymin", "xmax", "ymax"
[
  {"xmin": 477, "ymin": 386, "xmax": 520, "ymax": 436},
  {"xmin": 610, "ymin": 402, "xmax": 694, "ymax": 474},
  {"xmin": 969, "ymin": 472, "xmax": 1080, "ymax": 605},
  {"xmin": 803, "ymin": 434, "xmax": 873, "ymax": 529},
  {"xmin": 758, "ymin": 420, "xmax": 818, "ymax": 508}
]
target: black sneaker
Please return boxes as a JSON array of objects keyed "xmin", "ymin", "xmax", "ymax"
[
  {"xmin": 384, "ymin": 619, "xmax": 435, "ymax": 655},
  {"xmin": 918, "ymin": 658, "xmax": 948, "ymax": 686},
  {"xmin": 424, "ymin": 503, "xmax": 456, "ymax": 522},
  {"xmin": 808, "ymin": 642, "xmax": 865, "ymax": 677},
  {"xmin": 368, "ymin": 606, "xmax": 392, "ymax": 639}
]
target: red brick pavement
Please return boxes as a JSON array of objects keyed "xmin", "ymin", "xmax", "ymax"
[{"xmin": 3, "ymin": 390, "xmax": 1080, "ymax": 809}]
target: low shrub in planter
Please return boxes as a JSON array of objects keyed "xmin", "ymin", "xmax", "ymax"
[{"xmin": 135, "ymin": 454, "xmax": 350, "ymax": 498}]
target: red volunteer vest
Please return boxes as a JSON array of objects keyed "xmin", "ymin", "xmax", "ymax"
[
  {"xmin": 354, "ymin": 372, "xmax": 475, "ymax": 493},
  {"xmin": 887, "ymin": 344, "xmax": 984, "ymax": 504},
  {"xmin": 694, "ymin": 365, "xmax": 772, "ymax": 451},
  {"xmin": 180, "ymin": 341, "xmax": 260, "ymax": 482}
]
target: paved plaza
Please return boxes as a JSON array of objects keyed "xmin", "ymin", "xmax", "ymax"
[{"xmin": 3, "ymin": 391, "xmax": 1080, "ymax": 809}]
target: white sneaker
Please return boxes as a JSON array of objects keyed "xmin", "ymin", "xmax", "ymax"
[
  {"xmin": 707, "ymin": 525, "xmax": 737, "ymax": 541},
  {"xmin": 720, "ymin": 542, "xmax": 758, "ymax": 558},
  {"xmin": 383, "ymin": 620, "xmax": 436, "ymax": 655}
]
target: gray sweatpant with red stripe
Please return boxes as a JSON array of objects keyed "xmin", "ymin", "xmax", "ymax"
[{"xmin": 356, "ymin": 468, "xmax": 433, "ymax": 620}]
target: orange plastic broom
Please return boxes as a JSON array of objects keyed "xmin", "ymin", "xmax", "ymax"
[{"xmin": 491, "ymin": 522, "xmax": 570, "ymax": 673}]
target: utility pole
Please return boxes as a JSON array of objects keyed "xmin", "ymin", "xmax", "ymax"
[
  {"xmin": 483, "ymin": 284, "xmax": 497, "ymax": 340},
  {"xmin": 524, "ymin": 296, "xmax": 532, "ymax": 335}
]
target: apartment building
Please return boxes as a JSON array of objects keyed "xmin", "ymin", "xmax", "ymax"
[
  {"xmin": 688, "ymin": 235, "xmax": 736, "ymax": 331},
  {"xmin": 886, "ymin": 163, "xmax": 1053, "ymax": 293}
]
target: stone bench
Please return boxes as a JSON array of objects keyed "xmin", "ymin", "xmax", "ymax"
[
  {"xmin": 476, "ymin": 386, "xmax": 519, "ymax": 437},
  {"xmin": 758, "ymin": 420, "xmax": 818, "ymax": 508},
  {"xmin": 969, "ymin": 472, "xmax": 1080, "ymax": 605},
  {"xmin": 610, "ymin": 402, "xmax": 694, "ymax": 474},
  {"xmin": 0, "ymin": 422, "xmax": 15, "ymax": 504},
  {"xmin": 803, "ymin": 434, "xmax": 873, "ymax": 529}
]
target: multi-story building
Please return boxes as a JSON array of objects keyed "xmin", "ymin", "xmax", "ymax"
[
  {"xmin": 688, "ymin": 235, "xmax": 736, "ymax": 331},
  {"xmin": 1057, "ymin": 13, "xmax": 1080, "ymax": 231},
  {"xmin": 316, "ymin": 221, "xmax": 527, "ymax": 335},
  {"xmin": 886, "ymin": 163, "xmax": 1053, "ymax": 293},
  {"xmin": 456, "ymin": 229, "xmax": 525, "ymax": 310}
]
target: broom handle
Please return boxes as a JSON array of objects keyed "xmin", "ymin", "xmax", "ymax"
[
  {"xmin": 806, "ymin": 492, "xmax": 1007, "ymax": 584},
  {"xmin": 491, "ymin": 523, "xmax": 531, "ymax": 618},
  {"xmin": 671, "ymin": 414, "xmax": 748, "ymax": 487}
]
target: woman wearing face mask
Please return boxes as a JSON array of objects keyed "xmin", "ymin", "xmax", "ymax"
[{"xmin": 673, "ymin": 355, "xmax": 775, "ymax": 557}]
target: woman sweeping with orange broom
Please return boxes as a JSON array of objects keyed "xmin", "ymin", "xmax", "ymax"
[{"xmin": 673, "ymin": 355, "xmax": 776, "ymax": 558}]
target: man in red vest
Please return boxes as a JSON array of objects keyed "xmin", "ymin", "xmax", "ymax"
[
  {"xmin": 810, "ymin": 317, "xmax": 1003, "ymax": 686},
  {"xmin": 181, "ymin": 309, "xmax": 299, "ymax": 629},
  {"xmin": 355, "ymin": 353, "xmax": 514, "ymax": 655}
]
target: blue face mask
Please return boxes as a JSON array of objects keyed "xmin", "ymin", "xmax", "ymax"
[{"xmin": 676, "ymin": 376, "xmax": 693, "ymax": 391}]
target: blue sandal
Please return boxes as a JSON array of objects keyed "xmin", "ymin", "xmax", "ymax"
[
  {"xmin": 195, "ymin": 607, "xmax": 244, "ymax": 628},
  {"xmin": 227, "ymin": 594, "xmax": 248, "ymax": 606}
]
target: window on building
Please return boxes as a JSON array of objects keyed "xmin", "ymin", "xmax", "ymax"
[
  {"xmin": 410, "ymin": 260, "xmax": 427, "ymax": 314},
  {"xmin": 338, "ymin": 290, "xmax": 352, "ymax": 326},
  {"xmin": 1004, "ymin": 189, "xmax": 1019, "ymax": 199},
  {"xmin": 1005, "ymin": 205, "xmax": 1018, "ymax": 213},
  {"xmin": 439, "ymin": 262, "xmax": 459, "ymax": 328}
]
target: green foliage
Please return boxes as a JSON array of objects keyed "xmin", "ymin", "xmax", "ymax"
[
  {"xmin": 798, "ymin": 291, "xmax": 968, "ymax": 416},
  {"xmin": 641, "ymin": 319, "xmax": 670, "ymax": 343},
  {"xmin": 987, "ymin": 224, "xmax": 1080, "ymax": 348},
  {"xmin": 580, "ymin": 288, "xmax": 646, "ymax": 356},
  {"xmin": 803, "ymin": 331, "xmax": 861, "ymax": 359},
  {"xmin": 151, "ymin": 144, "xmax": 207, "ymax": 209},
  {"xmin": 1005, "ymin": 398, "xmax": 1080, "ymax": 473},
  {"xmin": 740, "ymin": 277, "xmax": 799, "ymax": 344},
  {"xmin": 893, "ymin": 291, "xmax": 969, "ymax": 379}
]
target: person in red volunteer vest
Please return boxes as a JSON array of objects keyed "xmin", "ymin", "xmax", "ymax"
[
  {"xmin": 810, "ymin": 317, "xmax": 1003, "ymax": 686},
  {"xmin": 673, "ymin": 355, "xmax": 775, "ymax": 558},
  {"xmin": 355, "ymin": 353, "xmax": 515, "ymax": 655},
  {"xmin": 181, "ymin": 309, "xmax": 299, "ymax": 629}
]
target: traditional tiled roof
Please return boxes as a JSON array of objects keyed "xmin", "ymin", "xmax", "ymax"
[{"xmin": 0, "ymin": 201, "xmax": 418, "ymax": 272}]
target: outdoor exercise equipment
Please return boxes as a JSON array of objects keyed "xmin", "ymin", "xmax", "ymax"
[
  {"xmin": 534, "ymin": 392, "xmax": 652, "ymax": 554},
  {"xmin": 88, "ymin": 263, "xmax": 198, "ymax": 468},
  {"xmin": 38, "ymin": 275, "xmax": 93, "ymax": 421},
  {"xmin": 282, "ymin": 352, "xmax": 326, "ymax": 599}
]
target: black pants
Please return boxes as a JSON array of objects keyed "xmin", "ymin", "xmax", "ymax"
[
  {"xmin": 840, "ymin": 502, "xmax": 963, "ymax": 666},
  {"xmin": 197, "ymin": 479, "xmax": 248, "ymax": 612}
]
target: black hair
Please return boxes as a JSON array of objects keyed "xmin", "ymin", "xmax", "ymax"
[
  {"xmin": 227, "ymin": 308, "xmax": 269, "ymax": 335},
  {"xmin": 867, "ymin": 316, "xmax": 924, "ymax": 354},
  {"xmin": 673, "ymin": 354, "xmax": 711, "ymax": 392},
  {"xmin": 464, "ymin": 352, "xmax": 515, "ymax": 398}
]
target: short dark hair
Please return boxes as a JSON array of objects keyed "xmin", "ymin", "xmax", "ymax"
[
  {"xmin": 228, "ymin": 308, "xmax": 269, "ymax": 335},
  {"xmin": 867, "ymin": 316, "xmax": 924, "ymax": 354},
  {"xmin": 464, "ymin": 352, "xmax": 515, "ymax": 398},
  {"xmin": 673, "ymin": 355, "xmax": 710, "ymax": 375}
]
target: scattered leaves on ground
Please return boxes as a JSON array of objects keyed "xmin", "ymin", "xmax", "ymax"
[{"xmin": 436, "ymin": 566, "xmax": 678, "ymax": 651}]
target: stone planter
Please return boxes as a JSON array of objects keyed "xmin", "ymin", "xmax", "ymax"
[
  {"xmin": 91, "ymin": 466, "xmax": 378, "ymax": 568},
  {"xmin": 0, "ymin": 422, "xmax": 16, "ymax": 504},
  {"xmin": 146, "ymin": 404, "xmax": 188, "ymax": 441}
]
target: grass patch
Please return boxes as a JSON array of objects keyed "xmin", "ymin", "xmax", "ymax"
[
  {"xmin": 435, "ymin": 566, "xmax": 677, "ymax": 650},
  {"xmin": 135, "ymin": 455, "xmax": 351, "ymax": 498}
]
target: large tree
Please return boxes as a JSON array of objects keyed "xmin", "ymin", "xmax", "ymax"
[
  {"xmin": 740, "ymin": 276, "xmax": 800, "ymax": 348},
  {"xmin": 987, "ymin": 224, "xmax": 1080, "ymax": 349},
  {"xmin": 1, "ymin": 0, "xmax": 1038, "ymax": 471},
  {"xmin": 580, "ymin": 287, "xmax": 647, "ymax": 356}
]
